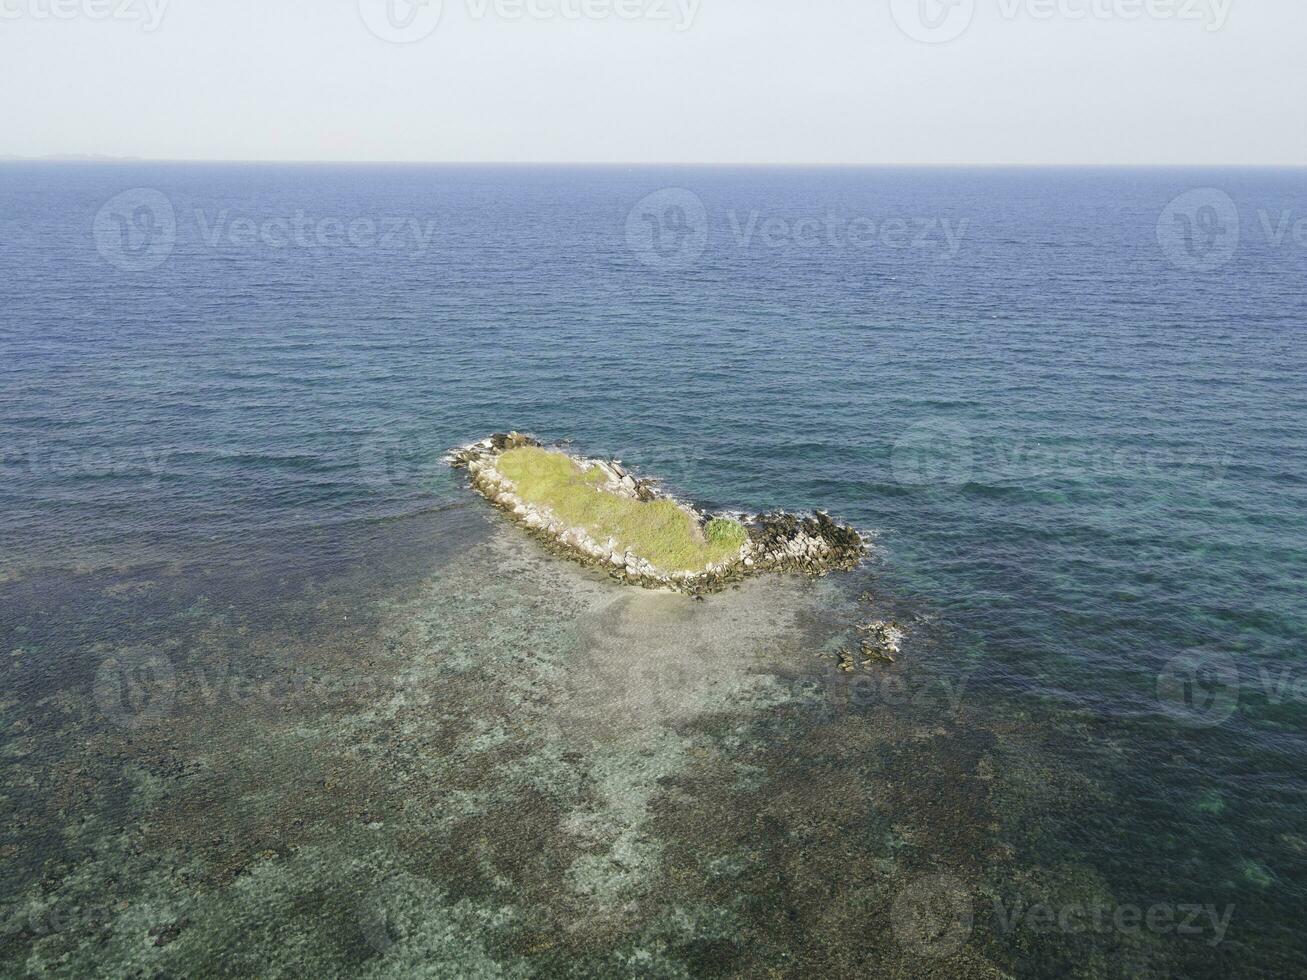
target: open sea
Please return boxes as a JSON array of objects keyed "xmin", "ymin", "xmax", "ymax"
[{"xmin": 1, "ymin": 163, "xmax": 1305, "ymax": 977}]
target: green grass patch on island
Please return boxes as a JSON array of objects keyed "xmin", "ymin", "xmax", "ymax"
[{"xmin": 495, "ymin": 446, "xmax": 748, "ymax": 573}]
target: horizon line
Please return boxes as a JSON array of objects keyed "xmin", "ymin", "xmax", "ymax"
[{"xmin": 2, "ymin": 157, "xmax": 1306, "ymax": 169}]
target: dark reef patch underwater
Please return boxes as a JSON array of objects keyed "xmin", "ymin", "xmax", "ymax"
[{"xmin": 1, "ymin": 508, "xmax": 1222, "ymax": 978}]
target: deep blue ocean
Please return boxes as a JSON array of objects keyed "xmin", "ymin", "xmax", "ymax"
[{"xmin": 1, "ymin": 164, "xmax": 1305, "ymax": 977}]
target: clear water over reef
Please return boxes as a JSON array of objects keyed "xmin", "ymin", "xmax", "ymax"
[{"xmin": 1, "ymin": 164, "xmax": 1305, "ymax": 976}]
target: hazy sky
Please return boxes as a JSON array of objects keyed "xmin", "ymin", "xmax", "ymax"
[{"xmin": 2, "ymin": 0, "xmax": 1304, "ymax": 164}]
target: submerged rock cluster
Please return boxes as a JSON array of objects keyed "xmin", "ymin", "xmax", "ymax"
[
  {"xmin": 447, "ymin": 433, "xmax": 867, "ymax": 595},
  {"xmin": 836, "ymin": 620, "xmax": 906, "ymax": 671}
]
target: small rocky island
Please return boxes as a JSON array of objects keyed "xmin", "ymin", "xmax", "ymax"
[{"xmin": 447, "ymin": 433, "xmax": 866, "ymax": 594}]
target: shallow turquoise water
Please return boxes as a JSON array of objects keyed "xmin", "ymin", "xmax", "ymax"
[{"xmin": 1, "ymin": 164, "xmax": 1305, "ymax": 976}]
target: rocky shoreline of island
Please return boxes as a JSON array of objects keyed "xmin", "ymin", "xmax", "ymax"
[{"xmin": 446, "ymin": 433, "xmax": 867, "ymax": 595}]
